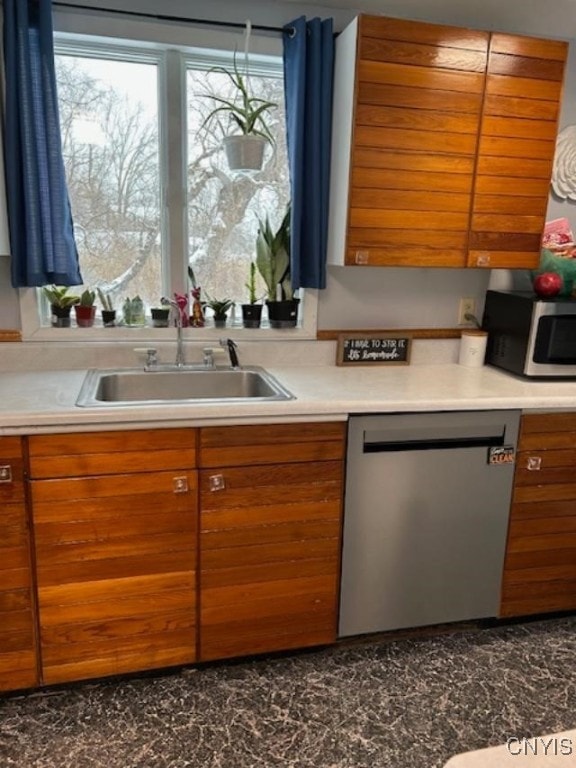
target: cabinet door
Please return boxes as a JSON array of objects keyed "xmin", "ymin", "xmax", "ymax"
[
  {"xmin": 501, "ymin": 413, "xmax": 576, "ymax": 617},
  {"xmin": 199, "ymin": 423, "xmax": 345, "ymax": 662},
  {"xmin": 28, "ymin": 429, "xmax": 198, "ymax": 685},
  {"xmin": 345, "ymin": 16, "xmax": 488, "ymax": 267},
  {"xmin": 0, "ymin": 437, "xmax": 38, "ymax": 692},
  {"xmin": 469, "ymin": 34, "xmax": 567, "ymax": 268}
]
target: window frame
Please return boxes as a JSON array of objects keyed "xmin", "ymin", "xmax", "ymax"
[{"xmin": 19, "ymin": 16, "xmax": 318, "ymax": 342}]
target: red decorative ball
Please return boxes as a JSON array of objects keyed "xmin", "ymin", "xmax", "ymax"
[{"xmin": 533, "ymin": 272, "xmax": 563, "ymax": 297}]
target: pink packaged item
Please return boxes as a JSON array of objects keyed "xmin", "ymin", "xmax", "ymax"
[{"xmin": 542, "ymin": 218, "xmax": 574, "ymax": 251}]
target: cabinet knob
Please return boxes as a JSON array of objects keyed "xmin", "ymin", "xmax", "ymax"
[
  {"xmin": 354, "ymin": 250, "xmax": 369, "ymax": 265},
  {"xmin": 476, "ymin": 252, "xmax": 491, "ymax": 267},
  {"xmin": 172, "ymin": 476, "xmax": 189, "ymax": 493},
  {"xmin": 526, "ymin": 456, "xmax": 542, "ymax": 471},
  {"xmin": 209, "ymin": 474, "xmax": 226, "ymax": 492},
  {"xmin": 0, "ymin": 465, "xmax": 12, "ymax": 483}
]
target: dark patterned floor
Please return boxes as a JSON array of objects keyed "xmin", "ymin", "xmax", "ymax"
[{"xmin": 2, "ymin": 616, "xmax": 576, "ymax": 768}]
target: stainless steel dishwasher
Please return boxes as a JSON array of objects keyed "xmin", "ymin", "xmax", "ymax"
[{"xmin": 339, "ymin": 410, "xmax": 521, "ymax": 637}]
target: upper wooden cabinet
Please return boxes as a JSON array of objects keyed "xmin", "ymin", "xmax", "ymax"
[{"xmin": 327, "ymin": 15, "xmax": 568, "ymax": 269}]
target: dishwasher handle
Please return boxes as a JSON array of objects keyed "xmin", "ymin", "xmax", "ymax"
[{"xmin": 363, "ymin": 424, "xmax": 506, "ymax": 453}]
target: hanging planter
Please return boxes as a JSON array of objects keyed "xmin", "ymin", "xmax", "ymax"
[
  {"xmin": 223, "ymin": 135, "xmax": 267, "ymax": 172},
  {"xmin": 198, "ymin": 28, "xmax": 277, "ymax": 174}
]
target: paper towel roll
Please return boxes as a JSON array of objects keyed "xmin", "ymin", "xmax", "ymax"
[{"xmin": 458, "ymin": 329, "xmax": 488, "ymax": 368}]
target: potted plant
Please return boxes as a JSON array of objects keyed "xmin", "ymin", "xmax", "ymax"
[
  {"xmin": 256, "ymin": 207, "xmax": 299, "ymax": 328},
  {"xmin": 150, "ymin": 305, "xmax": 171, "ymax": 328},
  {"xmin": 241, "ymin": 261, "xmax": 262, "ymax": 328},
  {"xmin": 199, "ymin": 53, "xmax": 277, "ymax": 172},
  {"xmin": 97, "ymin": 288, "xmax": 116, "ymax": 327},
  {"xmin": 204, "ymin": 296, "xmax": 234, "ymax": 328},
  {"xmin": 74, "ymin": 289, "xmax": 96, "ymax": 327},
  {"xmin": 42, "ymin": 285, "xmax": 79, "ymax": 328},
  {"xmin": 122, "ymin": 296, "xmax": 146, "ymax": 327}
]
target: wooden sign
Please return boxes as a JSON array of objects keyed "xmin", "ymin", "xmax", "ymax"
[{"xmin": 337, "ymin": 333, "xmax": 412, "ymax": 366}]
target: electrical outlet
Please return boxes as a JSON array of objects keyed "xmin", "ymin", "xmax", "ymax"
[{"xmin": 457, "ymin": 297, "xmax": 476, "ymax": 326}]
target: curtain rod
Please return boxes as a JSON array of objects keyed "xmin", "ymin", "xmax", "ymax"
[{"xmin": 52, "ymin": 2, "xmax": 287, "ymax": 35}]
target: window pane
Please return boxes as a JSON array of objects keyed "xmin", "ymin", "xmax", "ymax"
[
  {"xmin": 186, "ymin": 62, "xmax": 290, "ymax": 308},
  {"xmin": 55, "ymin": 54, "xmax": 162, "ymax": 309}
]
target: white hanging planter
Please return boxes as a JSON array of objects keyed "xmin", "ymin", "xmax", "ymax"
[{"xmin": 223, "ymin": 135, "xmax": 267, "ymax": 172}]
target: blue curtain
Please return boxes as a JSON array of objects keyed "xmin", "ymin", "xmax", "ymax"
[
  {"xmin": 3, "ymin": 0, "xmax": 81, "ymax": 287},
  {"xmin": 283, "ymin": 16, "xmax": 334, "ymax": 291}
]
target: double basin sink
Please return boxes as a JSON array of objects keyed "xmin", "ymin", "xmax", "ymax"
[{"xmin": 76, "ymin": 366, "xmax": 294, "ymax": 407}]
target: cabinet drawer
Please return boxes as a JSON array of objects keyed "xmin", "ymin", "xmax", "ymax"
[
  {"xmin": 28, "ymin": 428, "xmax": 197, "ymax": 478},
  {"xmin": 199, "ymin": 422, "xmax": 346, "ymax": 467}
]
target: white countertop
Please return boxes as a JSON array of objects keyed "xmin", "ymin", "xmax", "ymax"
[{"xmin": 1, "ymin": 363, "xmax": 576, "ymax": 434}]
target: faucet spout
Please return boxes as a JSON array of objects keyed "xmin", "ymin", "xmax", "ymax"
[
  {"xmin": 161, "ymin": 297, "xmax": 185, "ymax": 367},
  {"xmin": 220, "ymin": 338, "xmax": 240, "ymax": 369}
]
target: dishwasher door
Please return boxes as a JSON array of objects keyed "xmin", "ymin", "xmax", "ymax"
[{"xmin": 339, "ymin": 410, "xmax": 521, "ymax": 638}]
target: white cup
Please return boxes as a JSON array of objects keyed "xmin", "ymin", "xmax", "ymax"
[{"xmin": 458, "ymin": 329, "xmax": 488, "ymax": 368}]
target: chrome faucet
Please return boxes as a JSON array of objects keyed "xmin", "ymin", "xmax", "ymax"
[
  {"xmin": 160, "ymin": 297, "xmax": 185, "ymax": 367},
  {"xmin": 219, "ymin": 338, "xmax": 240, "ymax": 369}
]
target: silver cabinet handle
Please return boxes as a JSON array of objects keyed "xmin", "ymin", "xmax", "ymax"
[
  {"xmin": 526, "ymin": 456, "xmax": 542, "ymax": 471},
  {"xmin": 172, "ymin": 476, "xmax": 189, "ymax": 494},
  {"xmin": 209, "ymin": 474, "xmax": 226, "ymax": 492},
  {"xmin": 0, "ymin": 465, "xmax": 12, "ymax": 483}
]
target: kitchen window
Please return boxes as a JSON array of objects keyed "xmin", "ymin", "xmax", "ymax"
[{"xmin": 19, "ymin": 27, "xmax": 316, "ymax": 339}]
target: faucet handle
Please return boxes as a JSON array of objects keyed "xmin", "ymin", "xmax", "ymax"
[
  {"xmin": 134, "ymin": 347, "xmax": 158, "ymax": 368},
  {"xmin": 202, "ymin": 347, "xmax": 226, "ymax": 368}
]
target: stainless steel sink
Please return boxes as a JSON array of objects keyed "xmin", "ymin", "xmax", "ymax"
[{"xmin": 76, "ymin": 366, "xmax": 294, "ymax": 407}]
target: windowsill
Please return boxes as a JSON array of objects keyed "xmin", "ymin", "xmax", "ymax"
[{"xmin": 18, "ymin": 289, "xmax": 319, "ymax": 342}]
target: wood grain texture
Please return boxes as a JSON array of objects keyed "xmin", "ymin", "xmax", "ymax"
[
  {"xmin": 500, "ymin": 413, "xmax": 576, "ymax": 618},
  {"xmin": 28, "ymin": 428, "xmax": 197, "ymax": 479},
  {"xmin": 0, "ymin": 330, "xmax": 22, "ymax": 342},
  {"xmin": 32, "ymin": 463, "xmax": 198, "ymax": 685},
  {"xmin": 199, "ymin": 423, "xmax": 345, "ymax": 468},
  {"xmin": 198, "ymin": 425, "xmax": 345, "ymax": 663},
  {"xmin": 0, "ymin": 437, "xmax": 38, "ymax": 692},
  {"xmin": 345, "ymin": 15, "xmax": 566, "ymax": 272},
  {"xmin": 346, "ymin": 246, "xmax": 467, "ymax": 268},
  {"xmin": 360, "ymin": 37, "xmax": 487, "ymax": 72},
  {"xmin": 360, "ymin": 15, "xmax": 489, "ymax": 51},
  {"xmin": 316, "ymin": 328, "xmax": 462, "ymax": 340},
  {"xmin": 359, "ymin": 60, "xmax": 485, "ymax": 93},
  {"xmin": 490, "ymin": 32, "xmax": 567, "ymax": 61}
]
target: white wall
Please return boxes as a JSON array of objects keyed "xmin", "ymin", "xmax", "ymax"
[{"xmin": 1, "ymin": 0, "xmax": 572, "ymax": 332}]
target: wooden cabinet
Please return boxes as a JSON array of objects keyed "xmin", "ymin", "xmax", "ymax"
[
  {"xmin": 327, "ymin": 15, "xmax": 567, "ymax": 270},
  {"xmin": 0, "ymin": 437, "xmax": 38, "ymax": 692},
  {"xmin": 470, "ymin": 34, "xmax": 567, "ymax": 268},
  {"xmin": 501, "ymin": 413, "xmax": 576, "ymax": 618},
  {"xmin": 28, "ymin": 429, "xmax": 198, "ymax": 685},
  {"xmin": 20, "ymin": 420, "xmax": 346, "ymax": 686},
  {"xmin": 198, "ymin": 422, "xmax": 345, "ymax": 662}
]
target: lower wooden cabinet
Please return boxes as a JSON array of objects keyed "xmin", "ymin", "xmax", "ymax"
[
  {"xmin": 0, "ymin": 437, "xmax": 38, "ymax": 692},
  {"xmin": 28, "ymin": 429, "xmax": 198, "ymax": 685},
  {"xmin": 198, "ymin": 422, "xmax": 346, "ymax": 661},
  {"xmin": 15, "ymin": 421, "xmax": 345, "ymax": 689},
  {"xmin": 501, "ymin": 412, "xmax": 576, "ymax": 617}
]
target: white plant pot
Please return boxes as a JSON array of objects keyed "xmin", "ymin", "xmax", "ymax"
[{"xmin": 223, "ymin": 135, "xmax": 267, "ymax": 172}]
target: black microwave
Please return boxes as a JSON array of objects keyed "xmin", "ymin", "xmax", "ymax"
[{"xmin": 482, "ymin": 289, "xmax": 576, "ymax": 378}]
